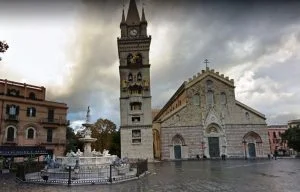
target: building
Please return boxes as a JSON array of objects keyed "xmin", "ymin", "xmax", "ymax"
[
  {"xmin": 0, "ymin": 79, "xmax": 68, "ymax": 159},
  {"xmin": 267, "ymin": 125, "xmax": 290, "ymax": 155},
  {"xmin": 118, "ymin": 0, "xmax": 153, "ymax": 160},
  {"xmin": 288, "ymin": 119, "xmax": 300, "ymax": 128},
  {"xmin": 153, "ymin": 68, "xmax": 270, "ymax": 160}
]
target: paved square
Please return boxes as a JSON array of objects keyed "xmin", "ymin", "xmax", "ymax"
[{"xmin": 1, "ymin": 159, "xmax": 300, "ymax": 192}]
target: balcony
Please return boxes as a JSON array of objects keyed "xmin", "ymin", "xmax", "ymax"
[
  {"xmin": 40, "ymin": 138, "xmax": 67, "ymax": 145},
  {"xmin": 2, "ymin": 138, "xmax": 17, "ymax": 145},
  {"xmin": 40, "ymin": 118, "xmax": 69, "ymax": 126},
  {"xmin": 4, "ymin": 115, "xmax": 19, "ymax": 122}
]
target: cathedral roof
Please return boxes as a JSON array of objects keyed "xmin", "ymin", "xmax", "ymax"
[
  {"xmin": 126, "ymin": 0, "xmax": 141, "ymax": 25},
  {"xmin": 185, "ymin": 67, "xmax": 235, "ymax": 89}
]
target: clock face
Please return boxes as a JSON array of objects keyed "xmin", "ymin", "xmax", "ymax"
[{"xmin": 129, "ymin": 29, "xmax": 138, "ymax": 37}]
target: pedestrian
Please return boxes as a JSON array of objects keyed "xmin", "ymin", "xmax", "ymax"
[{"xmin": 274, "ymin": 150, "xmax": 278, "ymax": 160}]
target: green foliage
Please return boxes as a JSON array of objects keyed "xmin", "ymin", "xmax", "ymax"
[
  {"xmin": 91, "ymin": 118, "xmax": 120, "ymax": 156},
  {"xmin": 66, "ymin": 118, "xmax": 120, "ymax": 156},
  {"xmin": 0, "ymin": 41, "xmax": 9, "ymax": 53},
  {"xmin": 281, "ymin": 125, "xmax": 300, "ymax": 152},
  {"xmin": 65, "ymin": 127, "xmax": 84, "ymax": 154}
]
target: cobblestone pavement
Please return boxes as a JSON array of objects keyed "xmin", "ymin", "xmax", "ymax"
[{"xmin": 1, "ymin": 159, "xmax": 300, "ymax": 192}]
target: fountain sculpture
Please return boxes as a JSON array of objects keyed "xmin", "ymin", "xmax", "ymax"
[
  {"xmin": 24, "ymin": 107, "xmax": 143, "ymax": 185},
  {"xmin": 56, "ymin": 106, "xmax": 119, "ymax": 169}
]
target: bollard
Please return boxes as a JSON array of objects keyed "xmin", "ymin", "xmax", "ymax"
[{"xmin": 68, "ymin": 166, "xmax": 71, "ymax": 186}]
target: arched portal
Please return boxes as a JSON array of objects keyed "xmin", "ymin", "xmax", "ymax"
[
  {"xmin": 205, "ymin": 123, "xmax": 224, "ymax": 158},
  {"xmin": 243, "ymin": 131, "xmax": 263, "ymax": 158},
  {"xmin": 171, "ymin": 134, "xmax": 185, "ymax": 159}
]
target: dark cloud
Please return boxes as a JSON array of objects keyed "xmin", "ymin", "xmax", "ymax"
[{"xmin": 4, "ymin": 0, "xmax": 299, "ymax": 125}]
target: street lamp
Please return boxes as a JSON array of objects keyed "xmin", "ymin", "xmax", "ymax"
[{"xmin": 242, "ymin": 140, "xmax": 247, "ymax": 160}]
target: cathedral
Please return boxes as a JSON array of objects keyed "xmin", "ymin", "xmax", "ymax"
[{"xmin": 118, "ymin": 0, "xmax": 270, "ymax": 161}]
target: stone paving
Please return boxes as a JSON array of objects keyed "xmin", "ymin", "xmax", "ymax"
[{"xmin": 1, "ymin": 159, "xmax": 300, "ymax": 192}]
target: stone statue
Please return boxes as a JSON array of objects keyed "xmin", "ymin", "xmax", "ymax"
[
  {"xmin": 103, "ymin": 149, "xmax": 110, "ymax": 156},
  {"xmin": 122, "ymin": 80, "xmax": 127, "ymax": 88},
  {"xmin": 76, "ymin": 149, "xmax": 83, "ymax": 156}
]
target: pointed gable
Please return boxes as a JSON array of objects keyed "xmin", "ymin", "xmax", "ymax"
[{"xmin": 126, "ymin": 0, "xmax": 140, "ymax": 25}]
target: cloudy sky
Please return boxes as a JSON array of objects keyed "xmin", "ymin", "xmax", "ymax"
[{"xmin": 0, "ymin": 0, "xmax": 300, "ymax": 130}]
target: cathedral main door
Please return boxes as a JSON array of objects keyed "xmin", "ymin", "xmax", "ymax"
[
  {"xmin": 248, "ymin": 143, "xmax": 256, "ymax": 157},
  {"xmin": 208, "ymin": 137, "xmax": 220, "ymax": 158},
  {"xmin": 174, "ymin": 145, "xmax": 181, "ymax": 159}
]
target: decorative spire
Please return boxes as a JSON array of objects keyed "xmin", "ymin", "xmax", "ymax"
[
  {"xmin": 121, "ymin": 0, "xmax": 126, "ymax": 24},
  {"xmin": 126, "ymin": 0, "xmax": 140, "ymax": 25},
  {"xmin": 141, "ymin": 7, "xmax": 147, "ymax": 23},
  {"xmin": 86, "ymin": 106, "xmax": 91, "ymax": 124},
  {"xmin": 121, "ymin": 9, "xmax": 126, "ymax": 24}
]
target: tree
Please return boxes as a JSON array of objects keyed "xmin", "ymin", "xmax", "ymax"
[
  {"xmin": 0, "ymin": 41, "xmax": 9, "ymax": 61},
  {"xmin": 65, "ymin": 127, "xmax": 84, "ymax": 154},
  {"xmin": 90, "ymin": 118, "xmax": 120, "ymax": 156},
  {"xmin": 0, "ymin": 41, "xmax": 9, "ymax": 53},
  {"xmin": 281, "ymin": 125, "xmax": 300, "ymax": 152}
]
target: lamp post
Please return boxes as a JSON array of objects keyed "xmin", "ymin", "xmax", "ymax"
[{"xmin": 242, "ymin": 140, "xmax": 247, "ymax": 160}]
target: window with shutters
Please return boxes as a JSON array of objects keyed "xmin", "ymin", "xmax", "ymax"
[
  {"xmin": 6, "ymin": 104, "xmax": 19, "ymax": 119},
  {"xmin": 6, "ymin": 126, "xmax": 16, "ymax": 142},
  {"xmin": 27, "ymin": 107, "xmax": 36, "ymax": 117},
  {"xmin": 29, "ymin": 92, "xmax": 36, "ymax": 100},
  {"xmin": 48, "ymin": 109, "xmax": 54, "ymax": 122},
  {"xmin": 47, "ymin": 128, "xmax": 53, "ymax": 142},
  {"xmin": 26, "ymin": 127, "xmax": 35, "ymax": 139}
]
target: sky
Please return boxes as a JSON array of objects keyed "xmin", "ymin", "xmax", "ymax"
[{"xmin": 0, "ymin": 0, "xmax": 300, "ymax": 131}]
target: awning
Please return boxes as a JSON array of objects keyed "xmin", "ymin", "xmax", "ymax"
[{"xmin": 0, "ymin": 146, "xmax": 48, "ymax": 157}]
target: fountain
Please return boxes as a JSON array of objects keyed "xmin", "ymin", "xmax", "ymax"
[
  {"xmin": 23, "ymin": 107, "xmax": 148, "ymax": 185},
  {"xmin": 56, "ymin": 106, "xmax": 119, "ymax": 169}
]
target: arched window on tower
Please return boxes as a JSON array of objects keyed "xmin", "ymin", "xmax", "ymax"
[
  {"xmin": 128, "ymin": 73, "xmax": 133, "ymax": 82},
  {"xmin": 137, "ymin": 72, "xmax": 142, "ymax": 81},
  {"xmin": 127, "ymin": 54, "xmax": 133, "ymax": 65},
  {"xmin": 136, "ymin": 53, "xmax": 142, "ymax": 65}
]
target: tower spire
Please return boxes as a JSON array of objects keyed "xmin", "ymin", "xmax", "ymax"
[
  {"xmin": 126, "ymin": 0, "xmax": 140, "ymax": 25},
  {"xmin": 141, "ymin": 7, "xmax": 147, "ymax": 23},
  {"xmin": 121, "ymin": 8, "xmax": 126, "ymax": 24}
]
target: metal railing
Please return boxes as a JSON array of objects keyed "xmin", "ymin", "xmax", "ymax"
[
  {"xmin": 4, "ymin": 115, "xmax": 19, "ymax": 121},
  {"xmin": 16, "ymin": 159, "xmax": 148, "ymax": 185},
  {"xmin": 40, "ymin": 118, "xmax": 69, "ymax": 125}
]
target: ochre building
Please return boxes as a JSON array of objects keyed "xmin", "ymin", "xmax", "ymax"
[{"xmin": 0, "ymin": 79, "xmax": 68, "ymax": 158}]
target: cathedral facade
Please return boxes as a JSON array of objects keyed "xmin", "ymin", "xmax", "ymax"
[
  {"xmin": 118, "ymin": 0, "xmax": 270, "ymax": 161},
  {"xmin": 153, "ymin": 68, "xmax": 270, "ymax": 160},
  {"xmin": 118, "ymin": 0, "xmax": 153, "ymax": 160}
]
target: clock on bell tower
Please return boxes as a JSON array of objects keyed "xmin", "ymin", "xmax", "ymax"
[{"xmin": 117, "ymin": 0, "xmax": 153, "ymax": 161}]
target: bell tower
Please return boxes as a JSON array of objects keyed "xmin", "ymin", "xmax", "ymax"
[{"xmin": 117, "ymin": 0, "xmax": 153, "ymax": 160}]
